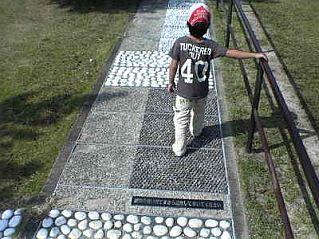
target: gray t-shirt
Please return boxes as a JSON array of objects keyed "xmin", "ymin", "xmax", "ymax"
[{"xmin": 169, "ymin": 36, "xmax": 227, "ymax": 99}]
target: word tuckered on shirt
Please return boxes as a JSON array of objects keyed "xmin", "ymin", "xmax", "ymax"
[{"xmin": 180, "ymin": 43, "xmax": 211, "ymax": 60}]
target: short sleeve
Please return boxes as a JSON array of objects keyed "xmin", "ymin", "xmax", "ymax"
[
  {"xmin": 210, "ymin": 40, "xmax": 227, "ymax": 59},
  {"xmin": 169, "ymin": 40, "xmax": 180, "ymax": 60}
]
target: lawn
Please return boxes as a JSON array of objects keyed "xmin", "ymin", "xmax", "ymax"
[
  {"xmin": 0, "ymin": 0, "xmax": 140, "ymax": 203},
  {"xmin": 209, "ymin": 0, "xmax": 319, "ymax": 237}
]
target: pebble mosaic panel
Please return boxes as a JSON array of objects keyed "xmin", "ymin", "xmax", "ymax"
[
  {"xmin": 35, "ymin": 209, "xmax": 232, "ymax": 239},
  {"xmin": 0, "ymin": 209, "xmax": 23, "ymax": 238},
  {"xmin": 130, "ymin": 147, "xmax": 227, "ymax": 193}
]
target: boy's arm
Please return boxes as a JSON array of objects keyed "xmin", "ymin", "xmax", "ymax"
[
  {"xmin": 167, "ymin": 59, "xmax": 179, "ymax": 94},
  {"xmin": 225, "ymin": 49, "xmax": 268, "ymax": 61}
]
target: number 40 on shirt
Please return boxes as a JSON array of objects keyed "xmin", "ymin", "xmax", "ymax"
[{"xmin": 181, "ymin": 59, "xmax": 209, "ymax": 84}]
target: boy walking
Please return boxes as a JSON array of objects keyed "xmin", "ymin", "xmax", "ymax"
[{"xmin": 168, "ymin": 3, "xmax": 267, "ymax": 157}]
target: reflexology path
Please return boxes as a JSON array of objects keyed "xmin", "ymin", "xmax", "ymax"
[{"xmin": 33, "ymin": 0, "xmax": 237, "ymax": 238}]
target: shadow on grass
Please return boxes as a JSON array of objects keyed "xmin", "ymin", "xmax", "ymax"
[
  {"xmin": 0, "ymin": 90, "xmax": 128, "ymax": 200},
  {"xmin": 50, "ymin": 0, "xmax": 164, "ymax": 13}
]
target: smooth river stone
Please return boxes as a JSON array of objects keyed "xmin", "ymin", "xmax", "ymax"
[
  {"xmin": 83, "ymin": 229, "xmax": 93, "ymax": 238},
  {"xmin": 169, "ymin": 226, "xmax": 183, "ymax": 237},
  {"xmin": 78, "ymin": 219, "xmax": 88, "ymax": 231},
  {"xmin": 133, "ymin": 223, "xmax": 142, "ymax": 231},
  {"xmin": 143, "ymin": 226, "xmax": 152, "ymax": 235},
  {"xmin": 183, "ymin": 227, "xmax": 197, "ymax": 238},
  {"xmin": 36, "ymin": 228, "xmax": 48, "ymax": 239},
  {"xmin": 123, "ymin": 223, "xmax": 133, "ymax": 233},
  {"xmin": 211, "ymin": 227, "xmax": 222, "ymax": 237},
  {"xmin": 49, "ymin": 227, "xmax": 60, "ymax": 237},
  {"xmin": 69, "ymin": 228, "xmax": 82, "ymax": 239},
  {"xmin": 220, "ymin": 220, "xmax": 231, "ymax": 229},
  {"xmin": 61, "ymin": 209, "xmax": 72, "ymax": 218},
  {"xmin": 55, "ymin": 216, "xmax": 67, "ymax": 226},
  {"xmin": 0, "ymin": 219, "xmax": 8, "ymax": 231},
  {"xmin": 61, "ymin": 225, "xmax": 71, "ymax": 235},
  {"xmin": 114, "ymin": 214, "xmax": 124, "ymax": 221},
  {"xmin": 104, "ymin": 220, "xmax": 114, "ymax": 230},
  {"xmin": 127, "ymin": 215, "xmax": 139, "ymax": 224},
  {"xmin": 189, "ymin": 218, "xmax": 203, "ymax": 228},
  {"xmin": 4, "ymin": 228, "xmax": 15, "ymax": 236},
  {"xmin": 200, "ymin": 228, "xmax": 211, "ymax": 237},
  {"xmin": 94, "ymin": 229, "xmax": 104, "ymax": 239},
  {"xmin": 165, "ymin": 218, "xmax": 174, "ymax": 227},
  {"xmin": 42, "ymin": 217, "xmax": 54, "ymax": 228},
  {"xmin": 14, "ymin": 209, "xmax": 23, "ymax": 215},
  {"xmin": 132, "ymin": 231, "xmax": 142, "ymax": 239},
  {"xmin": 205, "ymin": 219, "xmax": 218, "ymax": 228},
  {"xmin": 101, "ymin": 212, "xmax": 112, "ymax": 221},
  {"xmin": 1, "ymin": 210, "xmax": 13, "ymax": 220},
  {"xmin": 89, "ymin": 220, "xmax": 103, "ymax": 230},
  {"xmin": 123, "ymin": 234, "xmax": 132, "ymax": 239},
  {"xmin": 141, "ymin": 216, "xmax": 151, "ymax": 225},
  {"xmin": 155, "ymin": 217, "xmax": 164, "ymax": 224},
  {"xmin": 74, "ymin": 212, "xmax": 87, "ymax": 221},
  {"xmin": 177, "ymin": 217, "xmax": 188, "ymax": 227},
  {"xmin": 88, "ymin": 211, "xmax": 99, "ymax": 220},
  {"xmin": 153, "ymin": 225, "xmax": 168, "ymax": 237},
  {"xmin": 57, "ymin": 234, "xmax": 67, "ymax": 239},
  {"xmin": 114, "ymin": 221, "xmax": 122, "ymax": 228},
  {"xmin": 107, "ymin": 229, "xmax": 122, "ymax": 239},
  {"xmin": 67, "ymin": 218, "xmax": 77, "ymax": 227},
  {"xmin": 9, "ymin": 215, "xmax": 22, "ymax": 227}
]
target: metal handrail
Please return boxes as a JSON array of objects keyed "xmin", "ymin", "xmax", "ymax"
[{"xmin": 218, "ymin": 0, "xmax": 319, "ymax": 237}]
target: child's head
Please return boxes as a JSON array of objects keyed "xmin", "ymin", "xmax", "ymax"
[{"xmin": 187, "ymin": 3, "xmax": 211, "ymax": 38}]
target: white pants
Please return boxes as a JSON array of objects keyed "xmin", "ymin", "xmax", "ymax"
[{"xmin": 172, "ymin": 95, "xmax": 206, "ymax": 156}]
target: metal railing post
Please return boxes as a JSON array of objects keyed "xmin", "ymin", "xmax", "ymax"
[
  {"xmin": 225, "ymin": 0, "xmax": 233, "ymax": 48},
  {"xmin": 247, "ymin": 62, "xmax": 264, "ymax": 153}
]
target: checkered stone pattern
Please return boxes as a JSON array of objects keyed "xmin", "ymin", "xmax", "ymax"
[{"xmin": 104, "ymin": 50, "xmax": 215, "ymax": 88}]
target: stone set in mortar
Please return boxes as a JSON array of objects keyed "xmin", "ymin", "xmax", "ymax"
[
  {"xmin": 36, "ymin": 209, "xmax": 232, "ymax": 239},
  {"xmin": 104, "ymin": 51, "xmax": 214, "ymax": 89},
  {"xmin": 0, "ymin": 209, "xmax": 23, "ymax": 239}
]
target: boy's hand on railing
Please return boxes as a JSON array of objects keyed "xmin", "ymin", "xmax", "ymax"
[
  {"xmin": 167, "ymin": 82, "xmax": 176, "ymax": 95},
  {"xmin": 255, "ymin": 52, "xmax": 268, "ymax": 62}
]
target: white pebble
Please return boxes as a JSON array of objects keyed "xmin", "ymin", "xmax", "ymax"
[
  {"xmin": 123, "ymin": 234, "xmax": 132, "ymax": 239},
  {"xmin": 104, "ymin": 220, "xmax": 114, "ymax": 230},
  {"xmin": 68, "ymin": 218, "xmax": 77, "ymax": 227},
  {"xmin": 220, "ymin": 220, "xmax": 231, "ymax": 229},
  {"xmin": 165, "ymin": 217, "xmax": 174, "ymax": 227},
  {"xmin": 169, "ymin": 226, "xmax": 182, "ymax": 237},
  {"xmin": 2, "ymin": 210, "xmax": 13, "ymax": 220},
  {"xmin": 133, "ymin": 223, "xmax": 142, "ymax": 231},
  {"xmin": 205, "ymin": 219, "xmax": 218, "ymax": 228},
  {"xmin": 146, "ymin": 236, "xmax": 157, "ymax": 239},
  {"xmin": 69, "ymin": 228, "xmax": 82, "ymax": 239},
  {"xmin": 153, "ymin": 225, "xmax": 168, "ymax": 237},
  {"xmin": 36, "ymin": 228, "xmax": 48, "ymax": 239},
  {"xmin": 61, "ymin": 209, "xmax": 72, "ymax": 218},
  {"xmin": 42, "ymin": 217, "xmax": 53, "ymax": 228},
  {"xmin": 221, "ymin": 231, "xmax": 232, "ymax": 239},
  {"xmin": 83, "ymin": 229, "xmax": 93, "ymax": 238},
  {"xmin": 94, "ymin": 229, "xmax": 104, "ymax": 239},
  {"xmin": 0, "ymin": 220, "xmax": 8, "ymax": 231},
  {"xmin": 141, "ymin": 216, "xmax": 151, "ymax": 225},
  {"xmin": 211, "ymin": 228, "xmax": 222, "ymax": 237},
  {"xmin": 200, "ymin": 228, "xmax": 211, "ymax": 237},
  {"xmin": 89, "ymin": 220, "xmax": 103, "ymax": 230},
  {"xmin": 74, "ymin": 212, "xmax": 87, "ymax": 221},
  {"xmin": 9, "ymin": 215, "xmax": 22, "ymax": 227},
  {"xmin": 4, "ymin": 227, "xmax": 15, "ymax": 236},
  {"xmin": 14, "ymin": 209, "xmax": 23, "ymax": 215},
  {"xmin": 143, "ymin": 226, "xmax": 152, "ymax": 235},
  {"xmin": 107, "ymin": 229, "xmax": 122, "ymax": 239},
  {"xmin": 78, "ymin": 219, "xmax": 88, "ymax": 231},
  {"xmin": 55, "ymin": 216, "xmax": 66, "ymax": 226},
  {"xmin": 123, "ymin": 223, "xmax": 133, "ymax": 233},
  {"xmin": 114, "ymin": 214, "xmax": 124, "ymax": 221},
  {"xmin": 189, "ymin": 218, "xmax": 203, "ymax": 228},
  {"xmin": 49, "ymin": 227, "xmax": 60, "ymax": 237},
  {"xmin": 114, "ymin": 221, "xmax": 122, "ymax": 228},
  {"xmin": 127, "ymin": 215, "xmax": 139, "ymax": 224},
  {"xmin": 177, "ymin": 217, "xmax": 188, "ymax": 227},
  {"xmin": 183, "ymin": 227, "xmax": 197, "ymax": 237},
  {"xmin": 101, "ymin": 212, "xmax": 112, "ymax": 221},
  {"xmin": 155, "ymin": 216, "xmax": 164, "ymax": 224},
  {"xmin": 61, "ymin": 225, "xmax": 71, "ymax": 235},
  {"xmin": 57, "ymin": 235, "xmax": 66, "ymax": 239},
  {"xmin": 88, "ymin": 211, "xmax": 99, "ymax": 220},
  {"xmin": 132, "ymin": 231, "xmax": 142, "ymax": 239}
]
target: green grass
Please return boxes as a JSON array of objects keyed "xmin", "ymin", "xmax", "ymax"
[
  {"xmin": 0, "ymin": 0, "xmax": 140, "ymax": 203},
  {"xmin": 249, "ymin": 0, "xmax": 319, "ymax": 132},
  {"xmin": 209, "ymin": 0, "xmax": 319, "ymax": 238}
]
